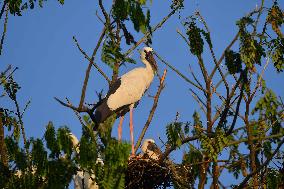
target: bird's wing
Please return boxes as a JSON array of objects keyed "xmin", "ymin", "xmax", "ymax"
[
  {"xmin": 147, "ymin": 142, "xmax": 162, "ymax": 156},
  {"xmin": 106, "ymin": 78, "xmax": 122, "ymax": 98}
]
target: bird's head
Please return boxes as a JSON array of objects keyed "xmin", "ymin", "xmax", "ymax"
[
  {"xmin": 140, "ymin": 47, "xmax": 158, "ymax": 74},
  {"xmin": 141, "ymin": 138, "xmax": 156, "ymax": 153}
]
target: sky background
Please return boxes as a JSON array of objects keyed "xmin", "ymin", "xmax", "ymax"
[{"xmin": 1, "ymin": 0, "xmax": 283, "ymax": 188}]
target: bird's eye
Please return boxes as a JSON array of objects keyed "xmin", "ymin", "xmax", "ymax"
[
  {"xmin": 148, "ymin": 141, "xmax": 151, "ymax": 144},
  {"xmin": 144, "ymin": 50, "xmax": 147, "ymax": 53}
]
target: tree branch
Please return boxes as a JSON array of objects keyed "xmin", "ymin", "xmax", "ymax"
[
  {"xmin": 124, "ymin": 7, "xmax": 179, "ymax": 57},
  {"xmin": 0, "ymin": 4, "xmax": 8, "ymax": 55},
  {"xmin": 134, "ymin": 69, "xmax": 167, "ymax": 152},
  {"xmin": 72, "ymin": 28, "xmax": 109, "ymax": 109},
  {"xmin": 154, "ymin": 51, "xmax": 206, "ymax": 92},
  {"xmin": 210, "ymin": 32, "xmax": 239, "ymax": 78},
  {"xmin": 0, "ymin": 0, "xmax": 7, "ymax": 20}
]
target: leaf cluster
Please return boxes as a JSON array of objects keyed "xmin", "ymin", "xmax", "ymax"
[{"xmin": 8, "ymin": 0, "xmax": 64, "ymax": 16}]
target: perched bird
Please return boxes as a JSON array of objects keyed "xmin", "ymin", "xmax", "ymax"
[
  {"xmin": 141, "ymin": 139, "xmax": 162, "ymax": 160},
  {"xmin": 93, "ymin": 47, "xmax": 158, "ymax": 155}
]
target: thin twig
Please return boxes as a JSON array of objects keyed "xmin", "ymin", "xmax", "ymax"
[
  {"xmin": 0, "ymin": 67, "xmax": 18, "ymax": 85},
  {"xmin": 66, "ymin": 98, "xmax": 86, "ymax": 127},
  {"xmin": 125, "ymin": 7, "xmax": 179, "ymax": 57},
  {"xmin": 134, "ymin": 69, "xmax": 167, "ymax": 152},
  {"xmin": 54, "ymin": 97, "xmax": 89, "ymax": 112},
  {"xmin": 72, "ymin": 28, "xmax": 109, "ymax": 109},
  {"xmin": 196, "ymin": 11, "xmax": 229, "ymax": 95},
  {"xmin": 249, "ymin": 57, "xmax": 270, "ymax": 102},
  {"xmin": 0, "ymin": 5, "xmax": 8, "ymax": 55},
  {"xmin": 0, "ymin": 0, "xmax": 7, "ymax": 20},
  {"xmin": 210, "ymin": 32, "xmax": 239, "ymax": 78},
  {"xmin": 154, "ymin": 52, "xmax": 206, "ymax": 92},
  {"xmin": 189, "ymin": 89, "xmax": 206, "ymax": 114},
  {"xmin": 98, "ymin": 0, "xmax": 109, "ymax": 24},
  {"xmin": 188, "ymin": 64, "xmax": 204, "ymax": 91}
]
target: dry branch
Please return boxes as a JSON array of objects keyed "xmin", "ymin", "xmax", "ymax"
[{"xmin": 134, "ymin": 69, "xmax": 167, "ymax": 152}]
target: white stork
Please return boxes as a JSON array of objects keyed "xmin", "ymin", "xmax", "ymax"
[
  {"xmin": 141, "ymin": 139, "xmax": 162, "ymax": 160},
  {"xmin": 93, "ymin": 47, "xmax": 158, "ymax": 155}
]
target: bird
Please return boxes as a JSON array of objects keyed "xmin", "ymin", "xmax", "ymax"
[
  {"xmin": 93, "ymin": 47, "xmax": 158, "ymax": 156},
  {"xmin": 141, "ymin": 139, "xmax": 162, "ymax": 160}
]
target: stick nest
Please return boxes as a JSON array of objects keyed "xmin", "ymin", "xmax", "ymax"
[
  {"xmin": 125, "ymin": 156, "xmax": 193, "ymax": 189},
  {"xmin": 126, "ymin": 157, "xmax": 171, "ymax": 189}
]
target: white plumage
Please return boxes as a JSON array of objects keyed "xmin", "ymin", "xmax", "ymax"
[
  {"xmin": 94, "ymin": 47, "xmax": 158, "ymax": 156},
  {"xmin": 107, "ymin": 67, "xmax": 154, "ymax": 110},
  {"xmin": 141, "ymin": 139, "xmax": 162, "ymax": 160}
]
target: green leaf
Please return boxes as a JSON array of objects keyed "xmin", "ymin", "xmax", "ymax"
[
  {"xmin": 185, "ymin": 21, "xmax": 204, "ymax": 56},
  {"xmin": 225, "ymin": 50, "xmax": 242, "ymax": 74},
  {"xmin": 44, "ymin": 122, "xmax": 60, "ymax": 158}
]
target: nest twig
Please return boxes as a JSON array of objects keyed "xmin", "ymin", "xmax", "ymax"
[
  {"xmin": 126, "ymin": 158, "xmax": 171, "ymax": 189},
  {"xmin": 126, "ymin": 157, "xmax": 193, "ymax": 189}
]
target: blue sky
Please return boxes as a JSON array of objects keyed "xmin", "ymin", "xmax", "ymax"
[{"xmin": 1, "ymin": 0, "xmax": 283, "ymax": 187}]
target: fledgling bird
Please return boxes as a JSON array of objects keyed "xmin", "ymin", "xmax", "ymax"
[
  {"xmin": 93, "ymin": 47, "xmax": 158, "ymax": 156},
  {"xmin": 141, "ymin": 139, "xmax": 162, "ymax": 160}
]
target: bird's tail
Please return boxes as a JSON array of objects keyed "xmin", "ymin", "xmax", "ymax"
[{"xmin": 92, "ymin": 100, "xmax": 113, "ymax": 131}]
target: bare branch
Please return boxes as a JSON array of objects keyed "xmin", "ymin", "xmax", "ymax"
[
  {"xmin": 54, "ymin": 97, "xmax": 89, "ymax": 113},
  {"xmin": 188, "ymin": 64, "xmax": 204, "ymax": 91},
  {"xmin": 196, "ymin": 11, "xmax": 230, "ymax": 95},
  {"xmin": 72, "ymin": 29, "xmax": 110, "ymax": 109},
  {"xmin": 134, "ymin": 69, "xmax": 167, "ymax": 152},
  {"xmin": 0, "ymin": 5, "xmax": 8, "ymax": 55},
  {"xmin": 98, "ymin": 0, "xmax": 109, "ymax": 24},
  {"xmin": 66, "ymin": 98, "xmax": 86, "ymax": 127},
  {"xmin": 0, "ymin": 0, "xmax": 7, "ymax": 20},
  {"xmin": 176, "ymin": 29, "xmax": 208, "ymax": 83},
  {"xmin": 154, "ymin": 51, "xmax": 206, "ymax": 93},
  {"xmin": 125, "ymin": 7, "xmax": 179, "ymax": 57},
  {"xmin": 189, "ymin": 88, "xmax": 206, "ymax": 114},
  {"xmin": 249, "ymin": 57, "xmax": 270, "ymax": 102},
  {"xmin": 210, "ymin": 32, "xmax": 239, "ymax": 78}
]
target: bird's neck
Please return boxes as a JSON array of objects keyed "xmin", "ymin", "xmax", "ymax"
[{"xmin": 142, "ymin": 59, "xmax": 155, "ymax": 74}]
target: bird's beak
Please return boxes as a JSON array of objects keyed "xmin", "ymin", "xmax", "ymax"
[{"xmin": 146, "ymin": 51, "xmax": 158, "ymax": 74}]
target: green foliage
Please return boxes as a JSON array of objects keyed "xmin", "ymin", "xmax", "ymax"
[
  {"xmin": 185, "ymin": 19, "xmax": 204, "ymax": 56},
  {"xmin": 268, "ymin": 37, "xmax": 284, "ymax": 72},
  {"xmin": 44, "ymin": 122, "xmax": 60, "ymax": 158},
  {"xmin": 1, "ymin": 123, "xmax": 77, "ymax": 189},
  {"xmin": 0, "ymin": 108, "xmax": 20, "ymax": 141},
  {"xmin": 112, "ymin": 0, "xmax": 151, "ymax": 33},
  {"xmin": 252, "ymin": 89, "xmax": 282, "ymax": 135},
  {"xmin": 97, "ymin": 140, "xmax": 130, "ymax": 189},
  {"xmin": 200, "ymin": 129, "xmax": 228, "ymax": 161},
  {"xmin": 170, "ymin": 0, "xmax": 184, "ymax": 10},
  {"xmin": 192, "ymin": 111, "xmax": 202, "ymax": 135},
  {"xmin": 166, "ymin": 121, "xmax": 186, "ymax": 148},
  {"xmin": 3, "ymin": 76, "xmax": 20, "ymax": 101},
  {"xmin": 57, "ymin": 126, "xmax": 73, "ymax": 158},
  {"xmin": 267, "ymin": 168, "xmax": 284, "ymax": 189},
  {"xmin": 237, "ymin": 17, "xmax": 266, "ymax": 71},
  {"xmin": 8, "ymin": 0, "xmax": 64, "ymax": 16},
  {"xmin": 78, "ymin": 125, "xmax": 98, "ymax": 169},
  {"xmin": 182, "ymin": 145, "xmax": 203, "ymax": 183},
  {"xmin": 225, "ymin": 50, "xmax": 242, "ymax": 74},
  {"xmin": 101, "ymin": 39, "xmax": 136, "ymax": 69},
  {"xmin": 267, "ymin": 2, "xmax": 284, "ymax": 38}
]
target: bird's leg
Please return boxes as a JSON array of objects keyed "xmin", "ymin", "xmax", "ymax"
[
  {"xmin": 129, "ymin": 104, "xmax": 135, "ymax": 156},
  {"xmin": 118, "ymin": 116, "xmax": 124, "ymax": 141}
]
